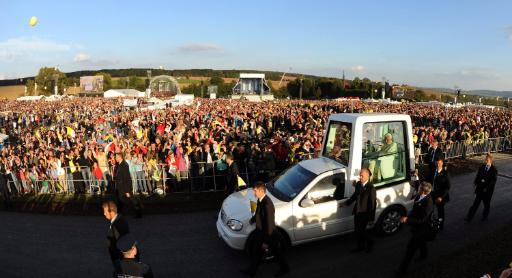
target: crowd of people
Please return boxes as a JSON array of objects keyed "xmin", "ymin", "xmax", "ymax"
[{"xmin": 0, "ymin": 97, "xmax": 510, "ymax": 196}]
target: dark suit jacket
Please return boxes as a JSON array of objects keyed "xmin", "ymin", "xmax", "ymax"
[
  {"xmin": 426, "ymin": 147, "xmax": 443, "ymax": 167},
  {"xmin": 114, "ymin": 258, "xmax": 154, "ymax": 278},
  {"xmin": 429, "ymin": 169, "xmax": 450, "ymax": 203},
  {"xmin": 114, "ymin": 160, "xmax": 132, "ymax": 195},
  {"xmin": 345, "ymin": 181, "xmax": 377, "ymax": 221},
  {"xmin": 251, "ymin": 195, "xmax": 276, "ymax": 243},
  {"xmin": 407, "ymin": 195, "xmax": 434, "ymax": 237},
  {"xmin": 226, "ymin": 162, "xmax": 239, "ymax": 193},
  {"xmin": 473, "ymin": 164, "xmax": 497, "ymax": 196},
  {"xmin": 0, "ymin": 164, "xmax": 7, "ymax": 191},
  {"xmin": 107, "ymin": 214, "xmax": 130, "ymax": 262}
]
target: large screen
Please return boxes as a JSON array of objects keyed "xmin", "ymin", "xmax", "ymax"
[{"xmin": 80, "ymin": 76, "xmax": 104, "ymax": 92}]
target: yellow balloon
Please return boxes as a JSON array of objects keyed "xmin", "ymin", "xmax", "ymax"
[{"xmin": 29, "ymin": 16, "xmax": 38, "ymax": 27}]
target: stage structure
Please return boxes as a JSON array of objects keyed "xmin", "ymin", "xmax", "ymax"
[
  {"xmin": 232, "ymin": 73, "xmax": 273, "ymax": 101},
  {"xmin": 149, "ymin": 75, "xmax": 181, "ymax": 98}
]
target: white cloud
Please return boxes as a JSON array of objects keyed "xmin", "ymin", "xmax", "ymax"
[
  {"xmin": 0, "ymin": 37, "xmax": 78, "ymax": 61},
  {"xmin": 505, "ymin": 26, "xmax": 512, "ymax": 40},
  {"xmin": 177, "ymin": 43, "xmax": 224, "ymax": 53},
  {"xmin": 458, "ymin": 68, "xmax": 499, "ymax": 80},
  {"xmin": 351, "ymin": 65, "xmax": 365, "ymax": 72},
  {"xmin": 73, "ymin": 53, "xmax": 91, "ymax": 62}
]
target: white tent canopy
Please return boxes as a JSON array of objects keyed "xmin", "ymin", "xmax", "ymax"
[
  {"xmin": 16, "ymin": 95, "xmax": 45, "ymax": 101},
  {"xmin": 147, "ymin": 97, "xmax": 163, "ymax": 103},
  {"xmin": 45, "ymin": 95, "xmax": 64, "ymax": 102},
  {"xmin": 103, "ymin": 89, "xmax": 144, "ymax": 98}
]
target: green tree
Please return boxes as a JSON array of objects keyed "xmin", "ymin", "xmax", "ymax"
[
  {"xmin": 34, "ymin": 67, "xmax": 67, "ymax": 95},
  {"xmin": 114, "ymin": 77, "xmax": 128, "ymax": 89},
  {"xmin": 362, "ymin": 77, "xmax": 372, "ymax": 93},
  {"xmin": 96, "ymin": 72, "xmax": 112, "ymax": 91},
  {"xmin": 413, "ymin": 90, "xmax": 428, "ymax": 102},
  {"xmin": 351, "ymin": 77, "xmax": 362, "ymax": 89},
  {"xmin": 314, "ymin": 87, "xmax": 322, "ymax": 99},
  {"xmin": 209, "ymin": 76, "xmax": 224, "ymax": 86},
  {"xmin": 25, "ymin": 79, "xmax": 35, "ymax": 96}
]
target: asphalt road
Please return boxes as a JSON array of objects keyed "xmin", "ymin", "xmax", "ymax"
[{"xmin": 1, "ymin": 153, "xmax": 511, "ymax": 278}]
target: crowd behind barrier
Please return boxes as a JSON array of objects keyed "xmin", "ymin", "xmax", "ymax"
[
  {"xmin": 0, "ymin": 98, "xmax": 510, "ymax": 197},
  {"xmin": 417, "ymin": 136, "xmax": 512, "ymax": 164}
]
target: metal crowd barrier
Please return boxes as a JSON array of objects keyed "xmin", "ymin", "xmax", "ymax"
[
  {"xmin": 417, "ymin": 136, "xmax": 512, "ymax": 163},
  {"xmin": 1, "ymin": 151, "xmax": 320, "ymax": 196}
]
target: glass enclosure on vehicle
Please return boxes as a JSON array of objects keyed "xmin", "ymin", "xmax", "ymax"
[
  {"xmin": 361, "ymin": 121, "xmax": 408, "ymax": 187},
  {"xmin": 267, "ymin": 165, "xmax": 317, "ymax": 202},
  {"xmin": 322, "ymin": 121, "xmax": 352, "ymax": 166}
]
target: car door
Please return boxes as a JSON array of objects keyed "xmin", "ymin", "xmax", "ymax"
[{"xmin": 293, "ymin": 173, "xmax": 352, "ymax": 241}]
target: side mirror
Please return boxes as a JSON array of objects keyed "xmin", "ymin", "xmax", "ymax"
[{"xmin": 300, "ymin": 196, "xmax": 315, "ymax": 208}]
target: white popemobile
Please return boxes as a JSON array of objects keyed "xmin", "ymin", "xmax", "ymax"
[{"xmin": 217, "ymin": 113, "xmax": 416, "ymax": 251}]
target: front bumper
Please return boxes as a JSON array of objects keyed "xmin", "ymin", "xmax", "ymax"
[{"xmin": 216, "ymin": 212, "xmax": 248, "ymax": 251}]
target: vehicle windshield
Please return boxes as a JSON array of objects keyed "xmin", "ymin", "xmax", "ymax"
[
  {"xmin": 268, "ymin": 165, "xmax": 316, "ymax": 202},
  {"xmin": 322, "ymin": 121, "xmax": 352, "ymax": 166}
]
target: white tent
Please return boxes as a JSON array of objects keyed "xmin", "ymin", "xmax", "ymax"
[
  {"xmin": 16, "ymin": 95, "xmax": 45, "ymax": 101},
  {"xmin": 103, "ymin": 89, "xmax": 144, "ymax": 98},
  {"xmin": 45, "ymin": 95, "xmax": 64, "ymax": 101},
  {"xmin": 0, "ymin": 133, "xmax": 8, "ymax": 143},
  {"xmin": 147, "ymin": 97, "xmax": 163, "ymax": 103}
]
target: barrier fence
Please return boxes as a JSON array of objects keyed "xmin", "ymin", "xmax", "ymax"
[
  {"xmin": 2, "ymin": 153, "xmax": 319, "ymax": 196},
  {"xmin": 417, "ymin": 136, "xmax": 512, "ymax": 164},
  {"xmin": 3, "ymin": 137, "xmax": 510, "ymax": 197}
]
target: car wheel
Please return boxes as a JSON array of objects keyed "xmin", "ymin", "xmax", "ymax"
[{"xmin": 378, "ymin": 206, "xmax": 403, "ymax": 235}]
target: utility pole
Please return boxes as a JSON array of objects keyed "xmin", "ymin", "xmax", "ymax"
[
  {"xmin": 341, "ymin": 70, "xmax": 345, "ymax": 96},
  {"xmin": 200, "ymin": 80, "xmax": 204, "ymax": 98},
  {"xmin": 299, "ymin": 78, "xmax": 303, "ymax": 100},
  {"xmin": 53, "ymin": 74, "xmax": 59, "ymax": 95}
]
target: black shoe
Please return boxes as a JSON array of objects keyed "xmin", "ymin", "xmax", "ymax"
[
  {"xmin": 240, "ymin": 268, "xmax": 257, "ymax": 277},
  {"xmin": 481, "ymin": 217, "xmax": 488, "ymax": 222},
  {"xmin": 464, "ymin": 217, "xmax": 471, "ymax": 223},
  {"xmin": 365, "ymin": 241, "xmax": 374, "ymax": 253},
  {"xmin": 414, "ymin": 256, "xmax": 427, "ymax": 263},
  {"xmin": 350, "ymin": 247, "xmax": 365, "ymax": 253},
  {"xmin": 394, "ymin": 269, "xmax": 406, "ymax": 278},
  {"xmin": 275, "ymin": 268, "xmax": 289, "ymax": 277}
]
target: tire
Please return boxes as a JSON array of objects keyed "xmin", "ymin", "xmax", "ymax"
[{"xmin": 377, "ymin": 206, "xmax": 404, "ymax": 235}]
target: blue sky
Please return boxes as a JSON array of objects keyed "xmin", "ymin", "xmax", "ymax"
[{"xmin": 1, "ymin": 0, "xmax": 512, "ymax": 91}]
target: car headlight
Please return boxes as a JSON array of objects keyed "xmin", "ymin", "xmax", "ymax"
[{"xmin": 226, "ymin": 219, "xmax": 243, "ymax": 231}]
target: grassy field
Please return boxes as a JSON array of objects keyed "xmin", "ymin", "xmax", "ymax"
[
  {"xmin": 0, "ymin": 76, "xmax": 291, "ymax": 98},
  {"xmin": 177, "ymin": 78, "xmax": 201, "ymax": 84},
  {"xmin": 0, "ymin": 85, "xmax": 24, "ymax": 99}
]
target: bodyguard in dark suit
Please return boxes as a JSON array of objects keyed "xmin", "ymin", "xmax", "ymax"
[
  {"xmin": 114, "ymin": 234, "xmax": 153, "ymax": 278},
  {"xmin": 341, "ymin": 168, "xmax": 377, "ymax": 253},
  {"xmin": 426, "ymin": 141, "xmax": 443, "ymax": 172},
  {"xmin": 397, "ymin": 182, "xmax": 434, "ymax": 276},
  {"xmin": 465, "ymin": 154, "xmax": 498, "ymax": 222},
  {"xmin": 225, "ymin": 154, "xmax": 240, "ymax": 195},
  {"xmin": 102, "ymin": 201, "xmax": 130, "ymax": 263},
  {"xmin": 0, "ymin": 162, "xmax": 12, "ymax": 209},
  {"xmin": 243, "ymin": 181, "xmax": 289, "ymax": 277},
  {"xmin": 428, "ymin": 158, "xmax": 450, "ymax": 229},
  {"xmin": 114, "ymin": 152, "xmax": 141, "ymax": 218}
]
